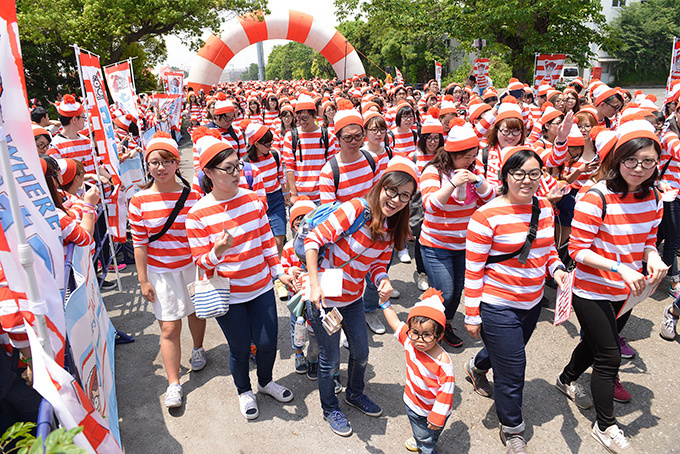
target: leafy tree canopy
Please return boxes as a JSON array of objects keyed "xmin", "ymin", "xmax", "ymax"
[
  {"xmin": 265, "ymin": 42, "xmax": 334, "ymax": 80},
  {"xmin": 241, "ymin": 62, "xmax": 260, "ymax": 81},
  {"xmin": 17, "ymin": 0, "xmax": 265, "ymax": 101},
  {"xmin": 608, "ymin": 0, "xmax": 680, "ymax": 85},
  {"xmin": 335, "ymin": 0, "xmax": 609, "ymax": 83}
]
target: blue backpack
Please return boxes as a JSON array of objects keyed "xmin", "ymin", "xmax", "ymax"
[{"xmin": 293, "ymin": 198, "xmax": 371, "ymax": 267}]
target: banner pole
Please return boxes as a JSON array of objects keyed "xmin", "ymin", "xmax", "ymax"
[
  {"xmin": 72, "ymin": 44, "xmax": 122, "ymax": 291},
  {"xmin": 0, "ymin": 119, "xmax": 54, "ymax": 359},
  {"xmin": 666, "ymin": 37, "xmax": 678, "ymax": 103},
  {"xmin": 127, "ymin": 57, "xmax": 137, "ymax": 93},
  {"xmin": 533, "ymin": 53, "xmax": 539, "ymax": 93}
]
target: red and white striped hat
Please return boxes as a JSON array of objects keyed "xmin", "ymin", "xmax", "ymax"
[
  {"xmin": 192, "ymin": 127, "xmax": 233, "ymax": 169},
  {"xmin": 495, "ymin": 96, "xmax": 523, "ymax": 123},
  {"xmin": 439, "ymin": 95, "xmax": 457, "ymax": 116},
  {"xmin": 537, "ymin": 84, "xmax": 553, "ymax": 97},
  {"xmin": 333, "ymin": 99, "xmax": 363, "ymax": 132},
  {"xmin": 239, "ymin": 119, "xmax": 268, "ymax": 145},
  {"xmin": 32, "ymin": 124, "xmax": 50, "ymax": 138},
  {"xmin": 57, "ymin": 94, "xmax": 83, "ymax": 117},
  {"xmin": 567, "ymin": 124, "xmax": 585, "ymax": 147},
  {"xmin": 614, "ymin": 116, "xmax": 659, "ymax": 154},
  {"xmin": 407, "ymin": 288, "xmax": 446, "ymax": 328},
  {"xmin": 468, "ymin": 99, "xmax": 491, "ymax": 122},
  {"xmin": 214, "ymin": 99, "xmax": 235, "ymax": 115},
  {"xmin": 539, "ymin": 102, "xmax": 563, "ymax": 125},
  {"xmin": 114, "ymin": 113, "xmax": 136, "ymax": 131},
  {"xmin": 592, "ymin": 84, "xmax": 619, "ymax": 107},
  {"xmin": 146, "ymin": 131, "xmax": 180, "ymax": 160},
  {"xmin": 445, "ymin": 117, "xmax": 479, "ymax": 152},
  {"xmin": 295, "ymin": 94, "xmax": 316, "ymax": 112},
  {"xmin": 590, "ymin": 126, "xmax": 617, "ymax": 162},
  {"xmin": 421, "ymin": 113, "xmax": 443, "ymax": 135}
]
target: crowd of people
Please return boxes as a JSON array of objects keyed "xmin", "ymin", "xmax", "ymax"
[{"xmin": 4, "ymin": 71, "xmax": 680, "ymax": 454}]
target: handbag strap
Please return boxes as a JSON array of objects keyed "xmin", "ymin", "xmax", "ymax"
[
  {"xmin": 149, "ymin": 186, "xmax": 191, "ymax": 243},
  {"xmin": 486, "ymin": 196, "xmax": 540, "ymax": 265},
  {"xmin": 337, "ymin": 240, "xmax": 377, "ymax": 268}
]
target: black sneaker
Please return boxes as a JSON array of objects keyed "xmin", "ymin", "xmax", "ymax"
[
  {"xmin": 100, "ymin": 280, "xmax": 117, "ymax": 291},
  {"xmin": 500, "ymin": 428, "xmax": 528, "ymax": 454},
  {"xmin": 442, "ymin": 325, "xmax": 463, "ymax": 348},
  {"xmin": 307, "ymin": 361, "xmax": 318, "ymax": 381}
]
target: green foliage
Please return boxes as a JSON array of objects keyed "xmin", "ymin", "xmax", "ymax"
[
  {"xmin": 336, "ymin": 21, "xmax": 449, "ymax": 84},
  {"xmin": 441, "ymin": 55, "xmax": 511, "ymax": 89},
  {"xmin": 608, "ymin": 0, "xmax": 680, "ymax": 85},
  {"xmin": 1, "ymin": 422, "xmax": 87, "ymax": 454},
  {"xmin": 16, "ymin": 0, "xmax": 265, "ymax": 102},
  {"xmin": 265, "ymin": 42, "xmax": 334, "ymax": 80},
  {"xmin": 335, "ymin": 0, "xmax": 608, "ymax": 83},
  {"xmin": 241, "ymin": 63, "xmax": 260, "ymax": 81}
]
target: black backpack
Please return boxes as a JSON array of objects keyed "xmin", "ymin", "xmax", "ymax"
[
  {"xmin": 328, "ymin": 150, "xmax": 376, "ymax": 192},
  {"xmin": 291, "ymin": 126, "xmax": 330, "ymax": 161}
]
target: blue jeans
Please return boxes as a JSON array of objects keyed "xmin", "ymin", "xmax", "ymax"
[
  {"xmin": 472, "ymin": 302, "xmax": 542, "ymax": 433},
  {"xmin": 406, "ymin": 405, "xmax": 448, "ymax": 454},
  {"xmin": 659, "ymin": 199, "xmax": 680, "ymax": 281},
  {"xmin": 421, "ymin": 244, "xmax": 466, "ymax": 322},
  {"xmin": 306, "ymin": 298, "xmax": 369, "ymax": 415},
  {"xmin": 364, "ymin": 250, "xmax": 395, "ymax": 313},
  {"xmin": 215, "ymin": 289, "xmax": 278, "ymax": 394}
]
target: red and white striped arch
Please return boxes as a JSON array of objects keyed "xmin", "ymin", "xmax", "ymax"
[{"xmin": 186, "ymin": 10, "xmax": 366, "ymax": 91}]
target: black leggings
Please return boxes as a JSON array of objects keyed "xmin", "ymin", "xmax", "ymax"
[{"xmin": 561, "ymin": 294, "xmax": 631, "ymax": 429}]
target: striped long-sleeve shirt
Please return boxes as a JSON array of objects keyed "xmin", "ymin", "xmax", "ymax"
[
  {"xmin": 464, "ymin": 197, "xmax": 562, "ymax": 324},
  {"xmin": 318, "ymin": 153, "xmax": 380, "ymax": 204},
  {"xmin": 569, "ymin": 181, "xmax": 662, "ymax": 302},
  {"xmin": 396, "ymin": 322, "xmax": 455, "ymax": 428},
  {"xmin": 47, "ymin": 134, "xmax": 98, "ymax": 175},
  {"xmin": 304, "ymin": 198, "xmax": 392, "ymax": 307},
  {"xmin": 389, "ymin": 128, "xmax": 417, "ymax": 158},
  {"xmin": 129, "ymin": 188, "xmax": 201, "ymax": 274},
  {"xmin": 186, "ymin": 189, "xmax": 283, "ymax": 304},
  {"xmin": 660, "ymin": 131, "xmax": 680, "ymax": 195},
  {"xmin": 420, "ymin": 166, "xmax": 495, "ymax": 250},
  {"xmin": 249, "ymin": 151, "xmax": 286, "ymax": 194}
]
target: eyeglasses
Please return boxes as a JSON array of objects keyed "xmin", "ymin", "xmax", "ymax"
[
  {"xmin": 217, "ymin": 114, "xmax": 234, "ymax": 122},
  {"xmin": 564, "ymin": 97, "xmax": 577, "ymax": 104},
  {"xmin": 605, "ymin": 101, "xmax": 623, "ymax": 112},
  {"xmin": 296, "ymin": 113, "xmax": 312, "ymax": 121},
  {"xmin": 568, "ymin": 149, "xmax": 583, "ymax": 161},
  {"xmin": 577, "ymin": 124, "xmax": 592, "ymax": 132},
  {"xmin": 509, "ymin": 169, "xmax": 542, "ymax": 181},
  {"xmin": 485, "ymin": 97, "xmax": 498, "ymax": 104},
  {"xmin": 548, "ymin": 121, "xmax": 563, "ymax": 128},
  {"xmin": 258, "ymin": 141, "xmax": 273, "ymax": 148},
  {"xmin": 621, "ymin": 157, "xmax": 657, "ymax": 170},
  {"xmin": 35, "ymin": 141, "xmax": 50, "ymax": 150},
  {"xmin": 400, "ymin": 114, "xmax": 414, "ymax": 121},
  {"xmin": 339, "ymin": 132, "xmax": 365, "ymax": 143},
  {"xmin": 406, "ymin": 329, "xmax": 435, "ymax": 343},
  {"xmin": 498, "ymin": 128, "xmax": 522, "ymax": 137},
  {"xmin": 384, "ymin": 186, "xmax": 412, "ymax": 203},
  {"xmin": 368, "ymin": 127, "xmax": 386, "ymax": 134},
  {"xmin": 214, "ymin": 161, "xmax": 244, "ymax": 175},
  {"xmin": 425, "ymin": 135, "xmax": 441, "ymax": 143},
  {"xmin": 147, "ymin": 159, "xmax": 176, "ymax": 168}
]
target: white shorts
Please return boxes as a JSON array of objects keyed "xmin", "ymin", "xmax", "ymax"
[{"xmin": 148, "ymin": 266, "xmax": 196, "ymax": 321}]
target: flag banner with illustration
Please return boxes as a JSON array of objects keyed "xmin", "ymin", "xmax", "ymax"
[
  {"xmin": 0, "ymin": 2, "xmax": 66, "ymax": 363},
  {"xmin": 154, "ymin": 93, "xmax": 182, "ymax": 133},
  {"xmin": 473, "ymin": 58, "xmax": 490, "ymax": 91},
  {"xmin": 533, "ymin": 54, "xmax": 566, "ymax": 90},
  {"xmin": 591, "ymin": 66, "xmax": 602, "ymax": 83},
  {"xmin": 434, "ymin": 61, "xmax": 442, "ymax": 89},
  {"xmin": 163, "ymin": 71, "xmax": 184, "ymax": 131},
  {"xmin": 104, "ymin": 60, "xmax": 140, "ymax": 121},
  {"xmin": 119, "ymin": 154, "xmax": 144, "ymax": 201},
  {"xmin": 665, "ymin": 37, "xmax": 680, "ymax": 104},
  {"xmin": 76, "ymin": 47, "xmax": 127, "ymax": 242},
  {"xmin": 395, "ymin": 67, "xmax": 404, "ymax": 85},
  {"xmin": 26, "ymin": 322, "xmax": 123, "ymax": 454},
  {"xmin": 64, "ymin": 244, "xmax": 120, "ymax": 445}
]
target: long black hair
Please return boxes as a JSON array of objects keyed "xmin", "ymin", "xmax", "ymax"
[
  {"xmin": 606, "ymin": 137, "xmax": 660, "ymax": 199},
  {"xmin": 497, "ymin": 148, "xmax": 544, "ymax": 196},
  {"xmin": 200, "ymin": 149, "xmax": 237, "ymax": 194}
]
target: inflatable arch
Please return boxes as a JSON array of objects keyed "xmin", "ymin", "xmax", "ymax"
[{"xmin": 186, "ymin": 10, "xmax": 366, "ymax": 92}]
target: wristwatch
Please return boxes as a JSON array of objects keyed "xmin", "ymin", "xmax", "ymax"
[{"xmin": 474, "ymin": 175, "xmax": 484, "ymax": 188}]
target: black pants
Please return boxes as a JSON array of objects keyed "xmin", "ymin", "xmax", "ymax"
[{"xmin": 561, "ymin": 294, "xmax": 631, "ymax": 429}]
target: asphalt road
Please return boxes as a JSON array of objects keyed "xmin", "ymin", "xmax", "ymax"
[{"xmin": 106, "ymin": 92, "xmax": 679, "ymax": 454}]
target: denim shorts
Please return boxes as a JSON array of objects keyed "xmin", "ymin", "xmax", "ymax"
[{"xmin": 266, "ymin": 190, "xmax": 287, "ymax": 236}]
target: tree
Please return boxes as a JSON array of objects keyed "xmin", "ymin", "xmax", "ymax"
[
  {"xmin": 335, "ymin": 0, "xmax": 608, "ymax": 83},
  {"xmin": 16, "ymin": 0, "xmax": 264, "ymax": 102},
  {"xmin": 608, "ymin": 0, "xmax": 680, "ymax": 85},
  {"xmin": 265, "ymin": 42, "xmax": 334, "ymax": 80},
  {"xmin": 241, "ymin": 63, "xmax": 260, "ymax": 81}
]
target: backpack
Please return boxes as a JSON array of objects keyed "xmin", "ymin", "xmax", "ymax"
[
  {"xmin": 243, "ymin": 161, "xmax": 254, "ymax": 190},
  {"xmin": 328, "ymin": 150, "xmax": 376, "ymax": 192},
  {"xmin": 243, "ymin": 150, "xmax": 281, "ymax": 175},
  {"xmin": 291, "ymin": 126, "xmax": 330, "ymax": 162},
  {"xmin": 293, "ymin": 198, "xmax": 371, "ymax": 266},
  {"xmin": 386, "ymin": 129, "xmax": 418, "ymax": 155}
]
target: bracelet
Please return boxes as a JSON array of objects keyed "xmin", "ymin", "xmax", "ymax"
[
  {"xmin": 83, "ymin": 202, "xmax": 95, "ymax": 208},
  {"xmin": 611, "ymin": 261, "xmax": 621, "ymax": 273},
  {"xmin": 474, "ymin": 177, "xmax": 484, "ymax": 188},
  {"xmin": 379, "ymin": 300, "xmax": 391, "ymax": 309},
  {"xmin": 21, "ymin": 355, "xmax": 31, "ymax": 363}
]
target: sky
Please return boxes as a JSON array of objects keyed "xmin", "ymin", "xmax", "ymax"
[{"xmin": 161, "ymin": 0, "xmax": 341, "ymax": 74}]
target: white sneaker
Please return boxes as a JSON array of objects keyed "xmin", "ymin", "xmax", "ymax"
[
  {"xmin": 238, "ymin": 390, "xmax": 259, "ymax": 420},
  {"xmin": 415, "ymin": 272, "xmax": 430, "ymax": 291},
  {"xmin": 340, "ymin": 329, "xmax": 349, "ymax": 349},
  {"xmin": 257, "ymin": 380, "xmax": 294, "ymax": 402},
  {"xmin": 164, "ymin": 383, "xmax": 183, "ymax": 408},
  {"xmin": 592, "ymin": 423, "xmax": 635, "ymax": 453},
  {"xmin": 190, "ymin": 347, "xmax": 207, "ymax": 371},
  {"xmin": 398, "ymin": 248, "xmax": 412, "ymax": 263},
  {"xmin": 365, "ymin": 311, "xmax": 386, "ymax": 334}
]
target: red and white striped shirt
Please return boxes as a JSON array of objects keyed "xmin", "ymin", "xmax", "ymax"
[
  {"xmin": 413, "ymin": 151, "xmax": 437, "ymax": 176},
  {"xmin": 248, "ymin": 151, "xmax": 285, "ymax": 194},
  {"xmin": 396, "ymin": 322, "xmax": 455, "ymax": 428},
  {"xmin": 186, "ymin": 189, "xmax": 283, "ymax": 304},
  {"xmin": 569, "ymin": 181, "xmax": 662, "ymax": 301},
  {"xmin": 464, "ymin": 197, "xmax": 561, "ymax": 324},
  {"xmin": 420, "ymin": 166, "xmax": 495, "ymax": 250},
  {"xmin": 389, "ymin": 128, "xmax": 417, "ymax": 158},
  {"xmin": 474, "ymin": 144, "xmax": 502, "ymax": 188},
  {"xmin": 263, "ymin": 110, "xmax": 279, "ymax": 128},
  {"xmin": 660, "ymin": 131, "xmax": 680, "ymax": 195},
  {"xmin": 59, "ymin": 210, "xmax": 92, "ymax": 250},
  {"xmin": 318, "ymin": 153, "xmax": 379, "ymax": 204},
  {"xmin": 47, "ymin": 133, "xmax": 97, "ymax": 175},
  {"xmin": 282, "ymin": 127, "xmax": 339, "ymax": 203},
  {"xmin": 304, "ymin": 199, "xmax": 392, "ymax": 306},
  {"xmin": 129, "ymin": 188, "xmax": 201, "ymax": 273},
  {"xmin": 0, "ymin": 265, "xmax": 34, "ymax": 351}
]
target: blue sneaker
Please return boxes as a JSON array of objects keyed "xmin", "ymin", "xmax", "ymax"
[
  {"xmin": 344, "ymin": 393, "xmax": 383, "ymax": 417},
  {"xmin": 325, "ymin": 410, "xmax": 352, "ymax": 436}
]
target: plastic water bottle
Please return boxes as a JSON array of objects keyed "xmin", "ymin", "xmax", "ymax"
[{"xmin": 293, "ymin": 316, "xmax": 307, "ymax": 348}]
